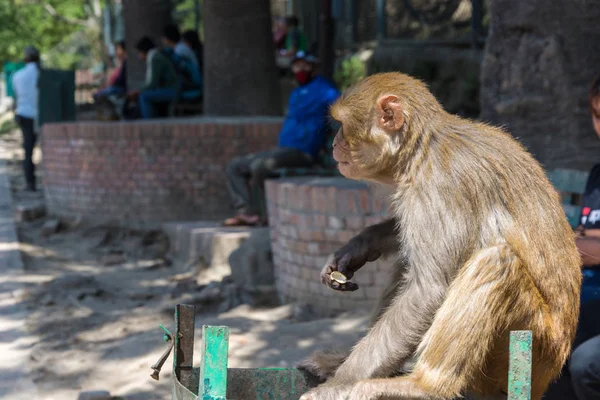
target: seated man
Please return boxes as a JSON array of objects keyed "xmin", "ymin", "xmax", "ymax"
[
  {"xmin": 127, "ymin": 36, "xmax": 178, "ymax": 119},
  {"xmin": 162, "ymin": 25, "xmax": 202, "ymax": 95},
  {"xmin": 545, "ymin": 74, "xmax": 600, "ymax": 400},
  {"xmin": 94, "ymin": 41, "xmax": 128, "ymax": 100},
  {"xmin": 224, "ymin": 52, "xmax": 340, "ymax": 226},
  {"xmin": 162, "ymin": 23, "xmax": 199, "ymax": 71}
]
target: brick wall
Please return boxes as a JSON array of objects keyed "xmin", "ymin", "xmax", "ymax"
[
  {"xmin": 42, "ymin": 117, "xmax": 282, "ymax": 225},
  {"xmin": 265, "ymin": 176, "xmax": 395, "ymax": 314}
]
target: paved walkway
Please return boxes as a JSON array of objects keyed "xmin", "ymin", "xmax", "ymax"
[{"xmin": 0, "ymin": 156, "xmax": 38, "ymax": 399}]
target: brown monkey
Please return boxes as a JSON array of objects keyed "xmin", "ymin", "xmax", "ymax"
[{"xmin": 296, "ymin": 72, "xmax": 582, "ymax": 400}]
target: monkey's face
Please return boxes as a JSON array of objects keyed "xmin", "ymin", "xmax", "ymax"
[
  {"xmin": 332, "ymin": 127, "xmax": 366, "ymax": 180},
  {"xmin": 331, "ymin": 94, "xmax": 406, "ymax": 184}
]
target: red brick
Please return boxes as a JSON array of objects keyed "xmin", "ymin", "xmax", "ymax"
[{"xmin": 42, "ymin": 119, "xmax": 281, "ymax": 223}]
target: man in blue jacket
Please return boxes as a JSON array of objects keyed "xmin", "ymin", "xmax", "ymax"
[{"xmin": 224, "ymin": 52, "xmax": 340, "ymax": 226}]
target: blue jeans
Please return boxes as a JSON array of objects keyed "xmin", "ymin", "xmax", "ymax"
[
  {"xmin": 571, "ymin": 335, "xmax": 600, "ymax": 399},
  {"xmin": 138, "ymin": 88, "xmax": 178, "ymax": 119}
]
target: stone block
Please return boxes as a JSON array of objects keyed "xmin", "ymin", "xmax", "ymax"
[
  {"xmin": 77, "ymin": 390, "xmax": 112, "ymax": 400},
  {"xmin": 41, "ymin": 219, "xmax": 61, "ymax": 236},
  {"xmin": 15, "ymin": 203, "xmax": 46, "ymax": 222},
  {"xmin": 228, "ymin": 227, "xmax": 276, "ymax": 291}
]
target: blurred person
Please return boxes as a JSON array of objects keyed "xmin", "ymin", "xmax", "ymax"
[
  {"xmin": 11, "ymin": 45, "xmax": 40, "ymax": 192},
  {"xmin": 182, "ymin": 29, "xmax": 204, "ymax": 72},
  {"xmin": 94, "ymin": 40, "xmax": 128, "ymax": 100},
  {"xmin": 283, "ymin": 16, "xmax": 307, "ymax": 56},
  {"xmin": 163, "ymin": 23, "xmax": 199, "ymax": 70},
  {"xmin": 223, "ymin": 52, "xmax": 340, "ymax": 226},
  {"xmin": 162, "ymin": 25, "xmax": 202, "ymax": 92},
  {"xmin": 273, "ymin": 16, "xmax": 287, "ymax": 51},
  {"xmin": 544, "ymin": 73, "xmax": 600, "ymax": 400},
  {"xmin": 127, "ymin": 36, "xmax": 178, "ymax": 119}
]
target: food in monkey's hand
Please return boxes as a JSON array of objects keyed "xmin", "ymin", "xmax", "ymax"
[
  {"xmin": 330, "ymin": 271, "xmax": 348, "ymax": 284},
  {"xmin": 329, "ymin": 271, "xmax": 359, "ymax": 292}
]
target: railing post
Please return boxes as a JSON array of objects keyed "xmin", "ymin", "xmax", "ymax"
[
  {"xmin": 174, "ymin": 304, "xmax": 197, "ymax": 394},
  {"xmin": 199, "ymin": 325, "xmax": 230, "ymax": 400},
  {"xmin": 508, "ymin": 330, "xmax": 532, "ymax": 400},
  {"xmin": 376, "ymin": 0, "xmax": 386, "ymax": 40}
]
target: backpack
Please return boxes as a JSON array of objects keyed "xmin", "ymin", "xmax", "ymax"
[{"xmin": 161, "ymin": 49, "xmax": 202, "ymax": 91}]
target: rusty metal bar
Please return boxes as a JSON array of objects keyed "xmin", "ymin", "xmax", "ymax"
[{"xmin": 174, "ymin": 304, "xmax": 197, "ymax": 394}]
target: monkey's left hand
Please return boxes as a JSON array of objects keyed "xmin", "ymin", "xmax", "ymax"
[
  {"xmin": 299, "ymin": 383, "xmax": 355, "ymax": 400},
  {"xmin": 300, "ymin": 381, "xmax": 382, "ymax": 400},
  {"xmin": 320, "ymin": 240, "xmax": 381, "ymax": 292}
]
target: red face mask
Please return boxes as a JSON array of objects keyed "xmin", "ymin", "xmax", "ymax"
[{"xmin": 295, "ymin": 71, "xmax": 312, "ymax": 85}]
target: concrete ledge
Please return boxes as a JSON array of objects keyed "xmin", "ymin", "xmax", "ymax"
[{"xmin": 163, "ymin": 221, "xmax": 268, "ymax": 277}]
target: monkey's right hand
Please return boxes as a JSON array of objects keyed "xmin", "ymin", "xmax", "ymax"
[{"xmin": 320, "ymin": 237, "xmax": 382, "ymax": 292}]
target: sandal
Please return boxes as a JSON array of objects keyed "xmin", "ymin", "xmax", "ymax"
[{"xmin": 223, "ymin": 214, "xmax": 261, "ymax": 227}]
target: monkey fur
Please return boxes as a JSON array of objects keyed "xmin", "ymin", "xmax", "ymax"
[{"xmin": 297, "ymin": 72, "xmax": 582, "ymax": 399}]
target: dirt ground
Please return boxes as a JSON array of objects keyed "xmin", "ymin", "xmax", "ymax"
[{"xmin": 0, "ymin": 127, "xmax": 369, "ymax": 400}]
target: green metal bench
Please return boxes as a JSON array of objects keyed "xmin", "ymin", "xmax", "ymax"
[
  {"xmin": 547, "ymin": 168, "xmax": 589, "ymax": 228},
  {"xmin": 154, "ymin": 304, "xmax": 533, "ymax": 400}
]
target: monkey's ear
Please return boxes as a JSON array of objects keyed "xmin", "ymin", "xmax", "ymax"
[{"xmin": 376, "ymin": 95, "xmax": 404, "ymax": 133}]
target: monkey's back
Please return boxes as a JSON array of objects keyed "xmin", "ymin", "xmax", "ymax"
[{"xmin": 403, "ymin": 117, "xmax": 581, "ymax": 396}]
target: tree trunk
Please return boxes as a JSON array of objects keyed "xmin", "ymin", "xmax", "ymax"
[
  {"xmin": 122, "ymin": 0, "xmax": 173, "ymax": 90},
  {"xmin": 203, "ymin": 0, "xmax": 282, "ymax": 116},
  {"xmin": 480, "ymin": 0, "xmax": 600, "ymax": 171}
]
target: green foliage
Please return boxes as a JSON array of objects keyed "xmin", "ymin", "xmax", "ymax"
[
  {"xmin": 173, "ymin": 0, "xmax": 203, "ymax": 39},
  {"xmin": 0, "ymin": 1, "xmax": 100, "ymax": 71},
  {"xmin": 334, "ymin": 55, "xmax": 367, "ymax": 91},
  {"xmin": 0, "ymin": 119, "xmax": 17, "ymax": 136}
]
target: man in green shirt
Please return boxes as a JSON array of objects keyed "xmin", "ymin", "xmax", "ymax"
[{"xmin": 127, "ymin": 36, "xmax": 179, "ymax": 119}]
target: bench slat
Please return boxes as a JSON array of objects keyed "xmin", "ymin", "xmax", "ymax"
[{"xmin": 548, "ymin": 168, "xmax": 589, "ymax": 195}]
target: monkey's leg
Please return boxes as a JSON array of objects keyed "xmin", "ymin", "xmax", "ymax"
[
  {"xmin": 296, "ymin": 349, "xmax": 349, "ymax": 383},
  {"xmin": 301, "ymin": 269, "xmax": 451, "ymax": 396},
  {"xmin": 348, "ymin": 245, "xmax": 540, "ymax": 400}
]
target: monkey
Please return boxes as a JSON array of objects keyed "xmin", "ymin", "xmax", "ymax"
[{"xmin": 296, "ymin": 72, "xmax": 582, "ymax": 400}]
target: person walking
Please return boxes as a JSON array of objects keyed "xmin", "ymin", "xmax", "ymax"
[{"xmin": 11, "ymin": 45, "xmax": 40, "ymax": 192}]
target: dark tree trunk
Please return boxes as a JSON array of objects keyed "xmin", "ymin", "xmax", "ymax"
[
  {"xmin": 480, "ymin": 0, "xmax": 600, "ymax": 171},
  {"xmin": 122, "ymin": 0, "xmax": 174, "ymax": 90},
  {"xmin": 319, "ymin": 0, "xmax": 335, "ymax": 82},
  {"xmin": 203, "ymin": 0, "xmax": 282, "ymax": 116}
]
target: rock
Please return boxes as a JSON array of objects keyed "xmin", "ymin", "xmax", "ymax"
[
  {"xmin": 15, "ymin": 203, "xmax": 46, "ymax": 222},
  {"xmin": 128, "ymin": 292, "xmax": 155, "ymax": 301},
  {"xmin": 178, "ymin": 281, "xmax": 223, "ymax": 306},
  {"xmin": 39, "ymin": 293, "xmax": 55, "ymax": 306},
  {"xmin": 218, "ymin": 283, "xmax": 243, "ymax": 313},
  {"xmin": 41, "ymin": 219, "xmax": 61, "ymax": 236},
  {"xmin": 229, "ymin": 227, "xmax": 276, "ymax": 283},
  {"xmin": 196, "ymin": 282, "xmax": 222, "ymax": 303},
  {"xmin": 228, "ymin": 228, "xmax": 279, "ymax": 307},
  {"xmin": 51, "ymin": 274, "xmax": 96, "ymax": 290},
  {"xmin": 77, "ymin": 390, "xmax": 112, "ymax": 400},
  {"xmin": 101, "ymin": 254, "xmax": 126, "ymax": 266},
  {"xmin": 240, "ymin": 285, "xmax": 280, "ymax": 307},
  {"xmin": 291, "ymin": 302, "xmax": 317, "ymax": 322}
]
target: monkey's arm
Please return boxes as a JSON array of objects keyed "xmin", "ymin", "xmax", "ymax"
[
  {"xmin": 324, "ymin": 275, "xmax": 447, "ymax": 384},
  {"xmin": 321, "ymin": 218, "xmax": 398, "ymax": 290}
]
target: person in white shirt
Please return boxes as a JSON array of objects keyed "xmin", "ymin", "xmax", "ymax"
[{"xmin": 11, "ymin": 45, "xmax": 40, "ymax": 192}]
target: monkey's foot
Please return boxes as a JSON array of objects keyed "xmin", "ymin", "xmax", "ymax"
[
  {"xmin": 299, "ymin": 383, "xmax": 354, "ymax": 400},
  {"xmin": 296, "ymin": 349, "xmax": 348, "ymax": 383}
]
